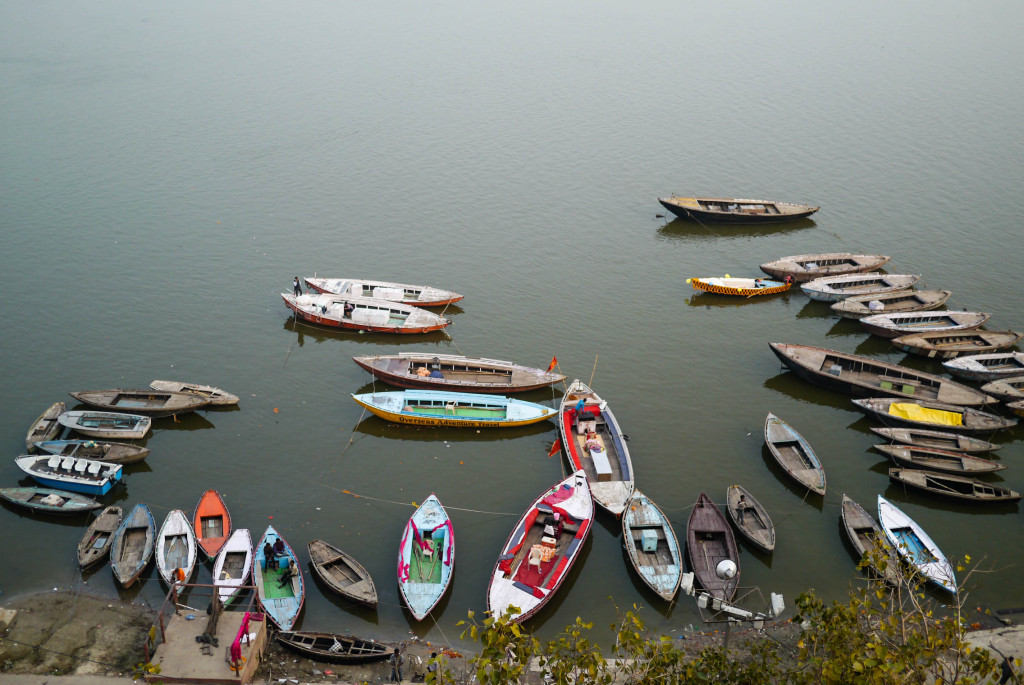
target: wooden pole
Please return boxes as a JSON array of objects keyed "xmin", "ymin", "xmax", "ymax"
[{"xmin": 587, "ymin": 355, "xmax": 599, "ymax": 388}]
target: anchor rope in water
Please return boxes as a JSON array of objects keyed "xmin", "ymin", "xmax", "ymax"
[{"xmin": 319, "ymin": 482, "xmax": 518, "ymax": 517}]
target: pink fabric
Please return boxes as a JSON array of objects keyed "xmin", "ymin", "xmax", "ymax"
[{"xmin": 230, "ymin": 613, "xmax": 251, "ymax": 665}]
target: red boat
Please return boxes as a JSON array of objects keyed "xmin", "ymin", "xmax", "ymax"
[
  {"xmin": 193, "ymin": 489, "xmax": 232, "ymax": 558},
  {"xmin": 282, "ymin": 293, "xmax": 451, "ymax": 334}
]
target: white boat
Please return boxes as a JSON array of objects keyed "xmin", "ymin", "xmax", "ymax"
[
  {"xmin": 304, "ymin": 277, "xmax": 463, "ymax": 307},
  {"xmin": 282, "ymin": 292, "xmax": 451, "ymax": 334},
  {"xmin": 14, "ymin": 454, "xmax": 122, "ymax": 496},
  {"xmin": 150, "ymin": 380, "xmax": 239, "ymax": 406},
  {"xmin": 156, "ymin": 509, "xmax": 198, "ymax": 586},
  {"xmin": 859, "ymin": 311, "xmax": 991, "ymax": 339},
  {"xmin": 398, "ymin": 494, "xmax": 454, "ymax": 621},
  {"xmin": 877, "ymin": 496, "xmax": 956, "ymax": 593},
  {"xmin": 942, "ymin": 352, "xmax": 1024, "ymax": 382},
  {"xmin": 212, "ymin": 528, "xmax": 253, "ymax": 604},
  {"xmin": 57, "ymin": 411, "xmax": 151, "ymax": 440},
  {"xmin": 800, "ymin": 273, "xmax": 919, "ymax": 302}
]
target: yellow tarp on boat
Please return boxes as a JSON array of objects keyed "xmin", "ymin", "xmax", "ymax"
[{"xmin": 889, "ymin": 402, "xmax": 963, "ymax": 427}]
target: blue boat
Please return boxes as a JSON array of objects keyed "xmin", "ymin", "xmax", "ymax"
[
  {"xmin": 622, "ymin": 490, "xmax": 682, "ymax": 601},
  {"xmin": 0, "ymin": 486, "xmax": 101, "ymax": 516},
  {"xmin": 110, "ymin": 503, "xmax": 156, "ymax": 587},
  {"xmin": 253, "ymin": 525, "xmax": 305, "ymax": 630},
  {"xmin": 398, "ymin": 494, "xmax": 454, "ymax": 620},
  {"xmin": 352, "ymin": 389, "xmax": 557, "ymax": 428},
  {"xmin": 877, "ymin": 496, "xmax": 956, "ymax": 593},
  {"xmin": 14, "ymin": 454, "xmax": 122, "ymax": 496}
]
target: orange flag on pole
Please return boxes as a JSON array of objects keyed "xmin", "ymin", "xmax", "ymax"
[
  {"xmin": 546, "ymin": 355, "xmax": 558, "ymax": 372},
  {"xmin": 547, "ymin": 437, "xmax": 562, "ymax": 457}
]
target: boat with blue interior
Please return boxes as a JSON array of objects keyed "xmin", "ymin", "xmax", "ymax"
[{"xmin": 351, "ymin": 389, "xmax": 557, "ymax": 428}]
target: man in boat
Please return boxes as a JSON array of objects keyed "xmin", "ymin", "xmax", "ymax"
[
  {"xmin": 293, "ymin": 277, "xmax": 302, "ymax": 296},
  {"xmin": 263, "ymin": 541, "xmax": 276, "ymax": 570},
  {"xmin": 277, "ymin": 558, "xmax": 298, "ymax": 588}
]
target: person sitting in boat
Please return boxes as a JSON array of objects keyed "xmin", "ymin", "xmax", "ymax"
[
  {"xmin": 272, "ymin": 537, "xmax": 286, "ymax": 561},
  {"xmin": 542, "ymin": 514, "xmax": 563, "ymax": 539},
  {"xmin": 754, "ymin": 279, "xmax": 764, "ymax": 288},
  {"xmin": 263, "ymin": 541, "xmax": 276, "ymax": 570},
  {"xmin": 343, "ymin": 302, "xmax": 355, "ymax": 318},
  {"xmin": 277, "ymin": 558, "xmax": 298, "ymax": 588}
]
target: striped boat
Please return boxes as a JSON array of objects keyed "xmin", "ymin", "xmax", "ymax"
[{"xmin": 687, "ymin": 276, "xmax": 791, "ymax": 297}]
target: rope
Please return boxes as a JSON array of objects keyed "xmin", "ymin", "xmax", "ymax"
[{"xmin": 320, "ymin": 483, "xmax": 517, "ymax": 517}]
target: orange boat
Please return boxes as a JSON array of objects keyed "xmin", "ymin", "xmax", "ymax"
[{"xmin": 193, "ymin": 489, "xmax": 232, "ymax": 558}]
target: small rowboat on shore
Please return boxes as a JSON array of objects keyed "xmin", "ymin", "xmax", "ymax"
[
  {"xmin": 942, "ymin": 352, "xmax": 1024, "ymax": 382},
  {"xmin": 764, "ymin": 413, "xmax": 826, "ymax": 496},
  {"xmin": 801, "ymin": 273, "xmax": 919, "ymax": 303},
  {"xmin": 110, "ymin": 503, "xmax": 156, "ymax": 587},
  {"xmin": 760, "ymin": 253, "xmax": 890, "ymax": 283},
  {"xmin": 830, "ymin": 289, "xmax": 952, "ymax": 320},
  {"xmin": 308, "ymin": 539, "xmax": 378, "ymax": 608},
  {"xmin": 622, "ymin": 491, "xmax": 683, "ymax": 601},
  {"xmin": 69, "ymin": 389, "xmax": 209, "ymax": 417},
  {"xmin": 57, "ymin": 411, "xmax": 151, "ymax": 440},
  {"xmin": 878, "ymin": 496, "xmax": 955, "ymax": 593},
  {"xmin": 399, "ymin": 494, "xmax": 454, "ymax": 621},
  {"xmin": 979, "ymin": 377, "xmax": 1024, "ymax": 403},
  {"xmin": 26, "ymin": 402, "xmax": 65, "ymax": 450},
  {"xmin": 872, "ymin": 444, "xmax": 1005, "ymax": 474},
  {"xmin": 33, "ymin": 440, "xmax": 150, "ymax": 464},
  {"xmin": 852, "ymin": 397, "xmax": 1017, "ymax": 433},
  {"xmin": 276, "ymin": 631, "xmax": 390, "ymax": 663},
  {"xmin": 657, "ymin": 196, "xmax": 819, "ymax": 223},
  {"xmin": 891, "ymin": 330, "xmax": 1024, "ymax": 359},
  {"xmin": 0, "ymin": 487, "xmax": 100, "ymax": 516},
  {"xmin": 149, "ymin": 380, "xmax": 239, "ymax": 406},
  {"xmin": 78, "ymin": 505, "xmax": 123, "ymax": 567},
  {"xmin": 840, "ymin": 495, "xmax": 900, "ymax": 585},
  {"xmin": 352, "ymin": 389, "xmax": 556, "ymax": 428},
  {"xmin": 861, "ymin": 311, "xmax": 991, "ymax": 339},
  {"xmin": 725, "ymin": 485, "xmax": 775, "ymax": 554},
  {"xmin": 870, "ymin": 426, "xmax": 1000, "ymax": 453},
  {"xmin": 304, "ymin": 277, "xmax": 463, "ymax": 307},
  {"xmin": 687, "ymin": 493, "xmax": 740, "ymax": 601},
  {"xmin": 282, "ymin": 292, "xmax": 451, "ymax": 334},
  {"xmin": 687, "ymin": 276, "xmax": 791, "ymax": 297},
  {"xmin": 889, "ymin": 468, "xmax": 1021, "ymax": 504},
  {"xmin": 352, "ymin": 353, "xmax": 564, "ymax": 393}
]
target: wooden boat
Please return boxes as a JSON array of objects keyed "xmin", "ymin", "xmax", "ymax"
[
  {"xmin": 352, "ymin": 353, "xmax": 565, "ymax": 393},
  {"xmin": 352, "ymin": 389, "xmax": 557, "ymax": 428},
  {"xmin": 69, "ymin": 388, "xmax": 209, "ymax": 417},
  {"xmin": 149, "ymin": 380, "xmax": 239, "ymax": 406},
  {"xmin": 33, "ymin": 440, "xmax": 150, "ymax": 464},
  {"xmin": 282, "ymin": 292, "xmax": 451, "ymax": 334},
  {"xmin": 57, "ymin": 411, "xmax": 151, "ymax": 440},
  {"xmin": 1008, "ymin": 399, "xmax": 1024, "ymax": 418},
  {"xmin": 253, "ymin": 525, "xmax": 305, "ymax": 630},
  {"xmin": 686, "ymin": 493, "xmax": 740, "ymax": 601},
  {"xmin": 156, "ymin": 509, "xmax": 198, "ymax": 585},
  {"xmin": 110, "ymin": 503, "xmax": 156, "ymax": 587},
  {"xmin": 851, "ymin": 397, "xmax": 1017, "ymax": 433},
  {"xmin": 860, "ymin": 311, "xmax": 990, "ymax": 339},
  {"xmin": 213, "ymin": 528, "xmax": 253, "ymax": 604},
  {"xmin": 686, "ymin": 276, "xmax": 791, "ymax": 297},
  {"xmin": 942, "ymin": 352, "xmax": 1024, "ymax": 382},
  {"xmin": 877, "ymin": 496, "xmax": 955, "ymax": 592},
  {"xmin": 891, "ymin": 329, "xmax": 1024, "ymax": 359},
  {"xmin": 487, "ymin": 471, "xmax": 593, "ymax": 623},
  {"xmin": 78, "ymin": 505, "xmax": 123, "ymax": 568},
  {"xmin": 276, "ymin": 631, "xmax": 390, "ymax": 663},
  {"xmin": 873, "ymin": 444, "xmax": 1005, "ymax": 474},
  {"xmin": 622, "ymin": 490, "xmax": 683, "ymax": 601},
  {"xmin": 759, "ymin": 253, "xmax": 890, "ymax": 283},
  {"xmin": 768, "ymin": 342, "xmax": 993, "ymax": 406},
  {"xmin": 558, "ymin": 379, "xmax": 635, "ymax": 515},
  {"xmin": 763, "ymin": 413, "xmax": 826, "ymax": 496},
  {"xmin": 26, "ymin": 401, "xmax": 66, "ymax": 450},
  {"xmin": 889, "ymin": 468, "xmax": 1021, "ymax": 504},
  {"xmin": 870, "ymin": 426, "xmax": 1001, "ymax": 453},
  {"xmin": 0, "ymin": 487, "xmax": 100, "ymax": 516},
  {"xmin": 830, "ymin": 289, "xmax": 952, "ymax": 320},
  {"xmin": 840, "ymin": 495, "xmax": 900, "ymax": 585},
  {"xmin": 399, "ymin": 494, "xmax": 454, "ymax": 621},
  {"xmin": 979, "ymin": 376, "xmax": 1024, "ymax": 403},
  {"xmin": 308, "ymin": 538, "xmax": 378, "ymax": 608},
  {"xmin": 304, "ymin": 277, "xmax": 463, "ymax": 307},
  {"xmin": 193, "ymin": 489, "xmax": 232, "ymax": 558},
  {"xmin": 800, "ymin": 273, "xmax": 919, "ymax": 303},
  {"xmin": 14, "ymin": 454, "xmax": 122, "ymax": 496},
  {"xmin": 657, "ymin": 196, "xmax": 819, "ymax": 223},
  {"xmin": 725, "ymin": 485, "xmax": 775, "ymax": 553}
]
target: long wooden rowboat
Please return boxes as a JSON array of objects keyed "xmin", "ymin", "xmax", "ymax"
[
  {"xmin": 304, "ymin": 277, "xmax": 463, "ymax": 307},
  {"xmin": 891, "ymin": 330, "xmax": 1024, "ymax": 359},
  {"xmin": 764, "ymin": 413, "xmax": 826, "ymax": 495},
  {"xmin": 0, "ymin": 487, "xmax": 100, "ymax": 516},
  {"xmin": 687, "ymin": 493, "xmax": 740, "ymax": 601},
  {"xmin": 156, "ymin": 509, "xmax": 198, "ymax": 585},
  {"xmin": 26, "ymin": 401, "xmax": 66, "ymax": 450},
  {"xmin": 725, "ymin": 485, "xmax": 775, "ymax": 554},
  {"xmin": 352, "ymin": 389, "xmax": 556, "ymax": 428},
  {"xmin": 149, "ymin": 380, "xmax": 239, "ymax": 406},
  {"xmin": 352, "ymin": 353, "xmax": 565, "ymax": 393},
  {"xmin": 282, "ymin": 292, "xmax": 451, "ymax": 334},
  {"xmin": 687, "ymin": 276, "xmax": 791, "ymax": 297},
  {"xmin": 276, "ymin": 631, "xmax": 390, "ymax": 664},
  {"xmin": 840, "ymin": 495, "xmax": 900, "ymax": 586},
  {"xmin": 488, "ymin": 470, "xmax": 593, "ymax": 623},
  {"xmin": 15, "ymin": 454, "xmax": 122, "ymax": 496},
  {"xmin": 1007, "ymin": 400, "xmax": 1024, "ymax": 419},
  {"xmin": 943, "ymin": 352, "xmax": 1024, "ymax": 382},
  {"xmin": 559, "ymin": 379, "xmax": 635, "ymax": 516},
  {"xmin": 888, "ymin": 468, "xmax": 1021, "ymax": 504},
  {"xmin": 877, "ymin": 496, "xmax": 955, "ymax": 592},
  {"xmin": 860, "ymin": 311, "xmax": 991, "ymax": 339},
  {"xmin": 760, "ymin": 253, "xmax": 890, "ymax": 283},
  {"xmin": 399, "ymin": 494, "xmax": 454, "ymax": 621},
  {"xmin": 33, "ymin": 440, "xmax": 150, "ymax": 464},
  {"xmin": 253, "ymin": 525, "xmax": 305, "ymax": 630},
  {"xmin": 213, "ymin": 528, "xmax": 253, "ymax": 604},
  {"xmin": 657, "ymin": 196, "xmax": 819, "ymax": 223},
  {"xmin": 110, "ymin": 503, "xmax": 156, "ymax": 587},
  {"xmin": 980, "ymin": 377, "xmax": 1024, "ymax": 403},
  {"xmin": 801, "ymin": 273, "xmax": 919, "ymax": 303},
  {"xmin": 768, "ymin": 342, "xmax": 993, "ymax": 406},
  {"xmin": 77, "ymin": 505, "xmax": 123, "ymax": 568},
  {"xmin": 831, "ymin": 289, "xmax": 953, "ymax": 320},
  {"xmin": 193, "ymin": 489, "xmax": 232, "ymax": 558},
  {"xmin": 851, "ymin": 397, "xmax": 1017, "ymax": 433},
  {"xmin": 622, "ymin": 490, "xmax": 682, "ymax": 601},
  {"xmin": 870, "ymin": 426, "xmax": 1001, "ymax": 453},
  {"xmin": 69, "ymin": 389, "xmax": 209, "ymax": 417},
  {"xmin": 873, "ymin": 444, "xmax": 1005, "ymax": 474},
  {"xmin": 57, "ymin": 411, "xmax": 151, "ymax": 440},
  {"xmin": 308, "ymin": 539, "xmax": 378, "ymax": 608}
]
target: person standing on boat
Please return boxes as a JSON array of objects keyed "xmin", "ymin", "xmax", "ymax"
[
  {"xmin": 389, "ymin": 648, "xmax": 404, "ymax": 682},
  {"xmin": 293, "ymin": 277, "xmax": 302, "ymax": 296}
]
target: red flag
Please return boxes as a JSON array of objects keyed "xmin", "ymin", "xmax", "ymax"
[
  {"xmin": 547, "ymin": 437, "xmax": 562, "ymax": 457},
  {"xmin": 546, "ymin": 356, "xmax": 558, "ymax": 372}
]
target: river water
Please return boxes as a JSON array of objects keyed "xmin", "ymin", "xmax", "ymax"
[{"xmin": 2, "ymin": 0, "xmax": 1023, "ymax": 646}]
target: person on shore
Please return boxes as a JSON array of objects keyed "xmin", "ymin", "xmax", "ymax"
[
  {"xmin": 293, "ymin": 277, "xmax": 302, "ymax": 296},
  {"xmin": 389, "ymin": 648, "xmax": 404, "ymax": 682},
  {"xmin": 426, "ymin": 652, "xmax": 438, "ymax": 677}
]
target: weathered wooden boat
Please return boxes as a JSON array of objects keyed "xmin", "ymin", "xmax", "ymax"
[
  {"xmin": 149, "ymin": 380, "xmax": 239, "ymax": 406},
  {"xmin": 26, "ymin": 401, "xmax": 66, "ymax": 450},
  {"xmin": 657, "ymin": 196, "xmax": 819, "ymax": 223},
  {"xmin": 686, "ymin": 493, "xmax": 740, "ymax": 601},
  {"xmin": 282, "ymin": 292, "xmax": 451, "ymax": 334},
  {"xmin": 942, "ymin": 352, "xmax": 1024, "ymax": 382},
  {"xmin": 873, "ymin": 444, "xmax": 1005, "ymax": 474},
  {"xmin": 399, "ymin": 494, "xmax": 454, "ymax": 621},
  {"xmin": 352, "ymin": 353, "xmax": 565, "ymax": 393},
  {"xmin": 110, "ymin": 503, "xmax": 156, "ymax": 587},
  {"xmin": 889, "ymin": 468, "xmax": 1021, "ymax": 504},
  {"xmin": 725, "ymin": 485, "xmax": 775, "ymax": 554},
  {"xmin": 759, "ymin": 253, "xmax": 890, "ymax": 283},
  {"xmin": 33, "ymin": 440, "xmax": 150, "ymax": 464},
  {"xmin": 308, "ymin": 538, "xmax": 378, "ymax": 608},
  {"xmin": 622, "ymin": 490, "xmax": 682, "ymax": 601},
  {"xmin": 891, "ymin": 329, "xmax": 1024, "ymax": 359},
  {"xmin": 14, "ymin": 454, "xmax": 122, "ymax": 496},
  {"xmin": 276, "ymin": 631, "xmax": 390, "ymax": 663},
  {"xmin": 860, "ymin": 311, "xmax": 991, "ymax": 339},
  {"xmin": 877, "ymin": 496, "xmax": 955, "ymax": 592},
  {"xmin": 979, "ymin": 376, "xmax": 1024, "ymax": 403},
  {"xmin": 558, "ymin": 379, "xmax": 635, "ymax": 516},
  {"xmin": 253, "ymin": 525, "xmax": 305, "ymax": 630},
  {"xmin": 768, "ymin": 342, "xmax": 993, "ymax": 406},
  {"xmin": 686, "ymin": 276, "xmax": 791, "ymax": 297},
  {"xmin": 78, "ymin": 505, "xmax": 123, "ymax": 568},
  {"xmin": 830, "ymin": 289, "xmax": 952, "ymax": 320},
  {"xmin": 763, "ymin": 413, "xmax": 826, "ymax": 496},
  {"xmin": 488, "ymin": 471, "xmax": 593, "ymax": 623},
  {"xmin": 352, "ymin": 389, "xmax": 557, "ymax": 428},
  {"xmin": 1008, "ymin": 399, "xmax": 1024, "ymax": 418},
  {"xmin": 156, "ymin": 509, "xmax": 198, "ymax": 585},
  {"xmin": 69, "ymin": 388, "xmax": 209, "ymax": 417},
  {"xmin": 304, "ymin": 277, "xmax": 463, "ymax": 307},
  {"xmin": 851, "ymin": 397, "xmax": 1017, "ymax": 433},
  {"xmin": 57, "ymin": 410, "xmax": 151, "ymax": 440},
  {"xmin": 840, "ymin": 495, "xmax": 900, "ymax": 586},
  {"xmin": 870, "ymin": 426, "xmax": 1001, "ymax": 453},
  {"xmin": 212, "ymin": 528, "xmax": 253, "ymax": 604},
  {"xmin": 193, "ymin": 489, "xmax": 232, "ymax": 558},
  {"xmin": 0, "ymin": 487, "xmax": 100, "ymax": 516},
  {"xmin": 800, "ymin": 273, "xmax": 920, "ymax": 303}
]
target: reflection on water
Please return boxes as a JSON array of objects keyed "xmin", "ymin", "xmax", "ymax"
[
  {"xmin": 762, "ymin": 372, "xmax": 858, "ymax": 412},
  {"xmin": 795, "ymin": 299, "xmax": 839, "ymax": 321},
  {"xmin": 352, "ymin": 414, "xmax": 558, "ymax": 443},
  {"xmin": 656, "ymin": 217, "xmax": 816, "ymax": 243},
  {"xmin": 685, "ymin": 291, "xmax": 796, "ymax": 309}
]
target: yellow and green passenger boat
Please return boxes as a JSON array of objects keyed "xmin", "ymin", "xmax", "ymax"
[{"xmin": 351, "ymin": 389, "xmax": 557, "ymax": 428}]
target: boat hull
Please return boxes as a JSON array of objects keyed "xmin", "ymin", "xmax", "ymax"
[
  {"xmin": 26, "ymin": 402, "xmax": 66, "ymax": 450},
  {"xmin": 622, "ymin": 491, "xmax": 683, "ymax": 600},
  {"xmin": 689, "ymin": 277, "xmax": 790, "ymax": 297},
  {"xmin": 352, "ymin": 390, "xmax": 557, "ymax": 428},
  {"xmin": 352, "ymin": 354, "xmax": 564, "ymax": 393},
  {"xmin": 658, "ymin": 197, "xmax": 818, "ymax": 223},
  {"xmin": 888, "ymin": 468, "xmax": 1021, "ymax": 503},
  {"xmin": 830, "ymin": 289, "xmax": 952, "ymax": 320},
  {"xmin": 877, "ymin": 496, "xmax": 955, "ymax": 593},
  {"xmin": 0, "ymin": 487, "xmax": 100, "ymax": 516},
  {"xmin": 398, "ymin": 495, "xmax": 454, "ymax": 621},
  {"xmin": 891, "ymin": 330, "xmax": 1024, "ymax": 359},
  {"xmin": 852, "ymin": 398, "xmax": 1017, "ymax": 434},
  {"xmin": 686, "ymin": 493, "xmax": 740, "ymax": 601},
  {"xmin": 760, "ymin": 253, "xmax": 890, "ymax": 283},
  {"xmin": 110, "ymin": 504, "xmax": 156, "ymax": 587},
  {"xmin": 194, "ymin": 489, "xmax": 232, "ymax": 558},
  {"xmin": 253, "ymin": 526, "xmax": 305, "ymax": 630},
  {"xmin": 860, "ymin": 311, "xmax": 990, "ymax": 339},
  {"xmin": 282, "ymin": 293, "xmax": 450, "ymax": 334},
  {"xmin": 304, "ymin": 277, "xmax": 463, "ymax": 307},
  {"xmin": 57, "ymin": 411, "xmax": 151, "ymax": 440}
]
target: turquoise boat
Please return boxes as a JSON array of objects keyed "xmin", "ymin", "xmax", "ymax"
[
  {"xmin": 253, "ymin": 525, "xmax": 305, "ymax": 630},
  {"xmin": 398, "ymin": 494, "xmax": 454, "ymax": 620},
  {"xmin": 623, "ymin": 490, "xmax": 682, "ymax": 601},
  {"xmin": 352, "ymin": 389, "xmax": 557, "ymax": 428}
]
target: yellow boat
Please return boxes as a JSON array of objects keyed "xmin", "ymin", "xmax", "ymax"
[
  {"xmin": 687, "ymin": 276, "xmax": 791, "ymax": 297},
  {"xmin": 351, "ymin": 389, "xmax": 557, "ymax": 428}
]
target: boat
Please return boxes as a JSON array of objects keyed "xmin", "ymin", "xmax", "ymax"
[
  {"xmin": 860, "ymin": 311, "xmax": 991, "ymax": 339},
  {"xmin": 686, "ymin": 493, "xmax": 740, "ymax": 601},
  {"xmin": 303, "ymin": 277, "xmax": 463, "ymax": 307},
  {"xmin": 686, "ymin": 276, "xmax": 791, "ymax": 297},
  {"xmin": 891, "ymin": 330, "xmax": 1024, "ymax": 359},
  {"xmin": 281, "ymin": 292, "xmax": 451, "ymax": 334},
  {"xmin": 1008, "ymin": 400, "xmax": 1024, "ymax": 418},
  {"xmin": 800, "ymin": 273, "xmax": 920, "ymax": 303},
  {"xmin": 352, "ymin": 353, "xmax": 565, "ymax": 393},
  {"xmin": 869, "ymin": 426, "xmax": 1001, "ymax": 453},
  {"xmin": 149, "ymin": 380, "xmax": 239, "ymax": 406},
  {"xmin": 156, "ymin": 509, "xmax": 198, "ymax": 585},
  {"xmin": 77, "ymin": 505, "xmax": 123, "ymax": 568},
  {"xmin": 763, "ymin": 413, "xmax": 826, "ymax": 495},
  {"xmin": 888, "ymin": 468, "xmax": 1021, "ymax": 504},
  {"xmin": 33, "ymin": 440, "xmax": 150, "ymax": 464},
  {"xmin": 768, "ymin": 342, "xmax": 993, "ymax": 406},
  {"xmin": 56, "ymin": 411, "xmax": 151, "ymax": 440},
  {"xmin": 759, "ymin": 253, "xmax": 890, "ymax": 283},
  {"xmin": 839, "ymin": 495, "xmax": 900, "ymax": 585},
  {"xmin": 351, "ymin": 389, "xmax": 557, "ymax": 428},
  {"xmin": 621, "ymin": 490, "xmax": 683, "ymax": 601},
  {"xmin": 212, "ymin": 528, "xmax": 253, "ymax": 604},
  {"xmin": 276, "ymin": 631, "xmax": 390, "ymax": 663},
  {"xmin": 657, "ymin": 196, "xmax": 819, "ymax": 223},
  {"xmin": 830, "ymin": 289, "xmax": 952, "ymax": 320},
  {"xmin": 877, "ymin": 496, "xmax": 956, "ymax": 592},
  {"xmin": 558, "ymin": 379, "xmax": 635, "ymax": 515},
  {"xmin": 26, "ymin": 402, "xmax": 66, "ymax": 450},
  {"xmin": 253, "ymin": 525, "xmax": 305, "ymax": 630},
  {"xmin": 69, "ymin": 388, "xmax": 209, "ymax": 417},
  {"xmin": 942, "ymin": 352, "xmax": 1024, "ymax": 382},
  {"xmin": 725, "ymin": 485, "xmax": 775, "ymax": 554},
  {"xmin": 979, "ymin": 376, "xmax": 1024, "ymax": 403},
  {"xmin": 307, "ymin": 539, "xmax": 378, "ymax": 608},
  {"xmin": 487, "ymin": 471, "xmax": 593, "ymax": 623},
  {"xmin": 851, "ymin": 397, "xmax": 1017, "ymax": 433},
  {"xmin": 399, "ymin": 494, "xmax": 454, "ymax": 621},
  {"xmin": 872, "ymin": 444, "xmax": 1005, "ymax": 474},
  {"xmin": 0, "ymin": 487, "xmax": 100, "ymax": 516},
  {"xmin": 193, "ymin": 490, "xmax": 232, "ymax": 558},
  {"xmin": 14, "ymin": 454, "xmax": 122, "ymax": 496},
  {"xmin": 110, "ymin": 503, "xmax": 156, "ymax": 587}
]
